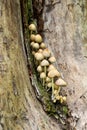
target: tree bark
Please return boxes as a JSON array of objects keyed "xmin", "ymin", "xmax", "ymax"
[
  {"xmin": 0, "ymin": 0, "xmax": 61, "ymax": 130},
  {"xmin": 1, "ymin": 0, "xmax": 87, "ymax": 130},
  {"xmin": 43, "ymin": 0, "xmax": 87, "ymax": 130}
]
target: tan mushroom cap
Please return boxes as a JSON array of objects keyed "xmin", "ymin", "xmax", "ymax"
[
  {"xmin": 37, "ymin": 65, "xmax": 43, "ymax": 72},
  {"xmin": 30, "ymin": 34, "xmax": 36, "ymax": 41},
  {"xmin": 29, "ymin": 24, "xmax": 36, "ymax": 31},
  {"xmin": 48, "ymin": 56, "xmax": 56, "ymax": 63},
  {"xmin": 62, "ymin": 96, "xmax": 66, "ymax": 102},
  {"xmin": 40, "ymin": 72, "xmax": 46, "ymax": 79},
  {"xmin": 32, "ymin": 43, "xmax": 39, "ymax": 49},
  {"xmin": 47, "ymin": 64, "xmax": 56, "ymax": 72},
  {"xmin": 48, "ymin": 69, "xmax": 60, "ymax": 78},
  {"xmin": 40, "ymin": 43, "xmax": 46, "ymax": 49},
  {"xmin": 43, "ymin": 48, "xmax": 51, "ymax": 58},
  {"xmin": 40, "ymin": 59, "xmax": 49, "ymax": 67},
  {"xmin": 35, "ymin": 34, "xmax": 42, "ymax": 43},
  {"xmin": 34, "ymin": 52, "xmax": 44, "ymax": 61},
  {"xmin": 30, "ymin": 42, "xmax": 35, "ymax": 47},
  {"xmin": 46, "ymin": 77, "xmax": 51, "ymax": 82},
  {"xmin": 55, "ymin": 78, "xmax": 67, "ymax": 86},
  {"xmin": 32, "ymin": 51, "xmax": 35, "ymax": 56},
  {"xmin": 38, "ymin": 49, "xmax": 43, "ymax": 53},
  {"xmin": 47, "ymin": 82, "xmax": 52, "ymax": 88}
]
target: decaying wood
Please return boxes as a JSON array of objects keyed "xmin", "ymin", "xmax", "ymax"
[
  {"xmin": 43, "ymin": 0, "xmax": 87, "ymax": 129},
  {"xmin": 0, "ymin": 0, "xmax": 62, "ymax": 130},
  {"xmin": 0, "ymin": 0, "xmax": 87, "ymax": 129}
]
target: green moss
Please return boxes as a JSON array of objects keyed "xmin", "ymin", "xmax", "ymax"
[{"xmin": 22, "ymin": 0, "xmax": 70, "ymax": 128}]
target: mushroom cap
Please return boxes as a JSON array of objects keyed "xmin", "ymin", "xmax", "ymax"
[
  {"xmin": 32, "ymin": 43, "xmax": 39, "ymax": 49},
  {"xmin": 56, "ymin": 95, "xmax": 60, "ymax": 100},
  {"xmin": 55, "ymin": 78, "xmax": 67, "ymax": 86},
  {"xmin": 38, "ymin": 49, "xmax": 43, "ymax": 53},
  {"xmin": 30, "ymin": 34, "xmax": 36, "ymax": 41},
  {"xmin": 29, "ymin": 24, "xmax": 36, "ymax": 31},
  {"xmin": 34, "ymin": 52, "xmax": 44, "ymax": 61},
  {"xmin": 37, "ymin": 65, "xmax": 42, "ymax": 72},
  {"xmin": 32, "ymin": 51, "xmax": 35, "ymax": 56},
  {"xmin": 35, "ymin": 34, "xmax": 42, "ymax": 43},
  {"xmin": 48, "ymin": 69, "xmax": 60, "ymax": 78},
  {"xmin": 46, "ymin": 77, "xmax": 51, "ymax": 82},
  {"xmin": 48, "ymin": 56, "xmax": 56, "ymax": 63},
  {"xmin": 30, "ymin": 42, "xmax": 35, "ymax": 47},
  {"xmin": 47, "ymin": 82, "xmax": 52, "ymax": 88},
  {"xmin": 43, "ymin": 48, "xmax": 51, "ymax": 58},
  {"xmin": 47, "ymin": 64, "xmax": 56, "ymax": 72},
  {"xmin": 62, "ymin": 96, "xmax": 66, "ymax": 102},
  {"xmin": 40, "ymin": 43, "xmax": 46, "ymax": 49},
  {"xmin": 40, "ymin": 72, "xmax": 46, "ymax": 79},
  {"xmin": 40, "ymin": 59, "xmax": 49, "ymax": 67}
]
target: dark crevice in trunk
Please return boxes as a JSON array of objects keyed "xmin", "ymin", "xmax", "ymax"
[{"xmin": 20, "ymin": 0, "xmax": 74, "ymax": 130}]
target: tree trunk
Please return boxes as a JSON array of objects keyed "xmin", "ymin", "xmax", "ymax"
[
  {"xmin": 0, "ymin": 0, "xmax": 61, "ymax": 130},
  {"xmin": 43, "ymin": 0, "xmax": 87, "ymax": 130},
  {"xmin": 0, "ymin": 0, "xmax": 87, "ymax": 130}
]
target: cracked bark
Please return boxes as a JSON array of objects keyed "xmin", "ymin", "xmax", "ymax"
[
  {"xmin": 0, "ymin": 0, "xmax": 87, "ymax": 130},
  {"xmin": 0, "ymin": 0, "xmax": 61, "ymax": 130},
  {"xmin": 43, "ymin": 0, "xmax": 87, "ymax": 130}
]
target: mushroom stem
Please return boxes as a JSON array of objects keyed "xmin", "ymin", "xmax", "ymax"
[
  {"xmin": 42, "ymin": 79, "xmax": 45, "ymax": 86},
  {"xmin": 30, "ymin": 30, "xmax": 33, "ymax": 35},
  {"xmin": 52, "ymin": 78, "xmax": 54, "ymax": 99},
  {"xmin": 57, "ymin": 86, "xmax": 60, "ymax": 94},
  {"xmin": 44, "ymin": 66, "xmax": 46, "ymax": 75}
]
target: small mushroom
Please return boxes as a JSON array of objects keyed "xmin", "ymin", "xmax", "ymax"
[
  {"xmin": 48, "ymin": 56, "xmax": 56, "ymax": 63},
  {"xmin": 62, "ymin": 96, "xmax": 66, "ymax": 102},
  {"xmin": 35, "ymin": 34, "xmax": 42, "ymax": 43},
  {"xmin": 29, "ymin": 24, "xmax": 36, "ymax": 34},
  {"xmin": 40, "ymin": 59, "xmax": 49, "ymax": 75},
  {"xmin": 59, "ymin": 96, "xmax": 64, "ymax": 103},
  {"xmin": 48, "ymin": 69, "xmax": 60, "ymax": 100},
  {"xmin": 37, "ymin": 65, "xmax": 43, "ymax": 73},
  {"xmin": 46, "ymin": 77, "xmax": 51, "ymax": 83},
  {"xmin": 32, "ymin": 51, "xmax": 35, "ymax": 56},
  {"xmin": 40, "ymin": 43, "xmax": 46, "ymax": 49},
  {"xmin": 55, "ymin": 78, "xmax": 67, "ymax": 86},
  {"xmin": 34, "ymin": 52, "xmax": 44, "ymax": 65},
  {"xmin": 38, "ymin": 49, "xmax": 43, "ymax": 53},
  {"xmin": 30, "ymin": 42, "xmax": 35, "ymax": 47},
  {"xmin": 47, "ymin": 64, "xmax": 56, "ymax": 72},
  {"xmin": 30, "ymin": 34, "xmax": 36, "ymax": 41},
  {"xmin": 56, "ymin": 95, "xmax": 66, "ymax": 103},
  {"xmin": 47, "ymin": 82, "xmax": 52, "ymax": 89},
  {"xmin": 32, "ymin": 43, "xmax": 39, "ymax": 50},
  {"xmin": 55, "ymin": 78, "xmax": 67, "ymax": 98},
  {"xmin": 40, "ymin": 72, "xmax": 46, "ymax": 86},
  {"xmin": 34, "ymin": 52, "xmax": 44, "ymax": 61},
  {"xmin": 43, "ymin": 48, "xmax": 51, "ymax": 58}
]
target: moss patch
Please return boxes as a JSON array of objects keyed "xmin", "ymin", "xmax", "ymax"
[{"xmin": 21, "ymin": 0, "xmax": 72, "ymax": 129}]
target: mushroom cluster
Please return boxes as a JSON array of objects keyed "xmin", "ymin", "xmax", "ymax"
[{"xmin": 29, "ymin": 23, "xmax": 67, "ymax": 103}]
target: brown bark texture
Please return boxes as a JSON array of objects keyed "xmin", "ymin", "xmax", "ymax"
[
  {"xmin": 43, "ymin": 0, "xmax": 87, "ymax": 130},
  {"xmin": 0, "ymin": 0, "xmax": 61, "ymax": 130},
  {"xmin": 0, "ymin": 0, "xmax": 87, "ymax": 130}
]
